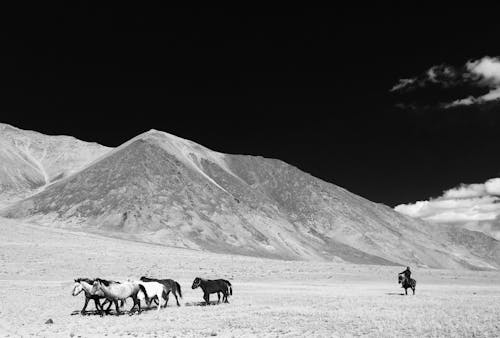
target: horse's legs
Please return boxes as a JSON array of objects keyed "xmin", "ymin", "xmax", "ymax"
[
  {"xmin": 81, "ymin": 297, "xmax": 89, "ymax": 314},
  {"xmin": 99, "ymin": 298, "xmax": 107, "ymax": 311},
  {"xmin": 224, "ymin": 290, "xmax": 229, "ymax": 303},
  {"xmin": 104, "ymin": 299, "xmax": 113, "ymax": 314},
  {"xmin": 163, "ymin": 290, "xmax": 170, "ymax": 308},
  {"xmin": 97, "ymin": 299, "xmax": 108, "ymax": 316},
  {"xmin": 93, "ymin": 298, "xmax": 102, "ymax": 313},
  {"xmin": 148, "ymin": 295, "xmax": 157, "ymax": 308},
  {"xmin": 114, "ymin": 299, "xmax": 121, "ymax": 316},
  {"xmin": 412, "ymin": 287, "xmax": 415, "ymax": 295},
  {"xmin": 217, "ymin": 292, "xmax": 221, "ymax": 303},
  {"xmin": 405, "ymin": 288, "xmax": 408, "ymax": 295},
  {"xmin": 172, "ymin": 289, "xmax": 180, "ymax": 307},
  {"xmin": 203, "ymin": 292, "xmax": 210, "ymax": 305},
  {"xmin": 129, "ymin": 296, "xmax": 137, "ymax": 313},
  {"xmin": 134, "ymin": 295, "xmax": 142, "ymax": 314},
  {"xmin": 156, "ymin": 293, "xmax": 162, "ymax": 312}
]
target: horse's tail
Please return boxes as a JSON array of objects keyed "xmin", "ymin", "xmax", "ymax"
[
  {"xmin": 175, "ymin": 281, "xmax": 183, "ymax": 298},
  {"xmin": 224, "ymin": 280, "xmax": 232, "ymax": 295},
  {"xmin": 138, "ymin": 284, "xmax": 149, "ymax": 304}
]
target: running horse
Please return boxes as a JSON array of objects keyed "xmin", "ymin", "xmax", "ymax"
[{"xmin": 398, "ymin": 274, "xmax": 416, "ymax": 295}]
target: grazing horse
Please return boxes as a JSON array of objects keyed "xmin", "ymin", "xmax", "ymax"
[
  {"xmin": 136, "ymin": 281, "xmax": 167, "ymax": 312},
  {"xmin": 91, "ymin": 279, "xmax": 146, "ymax": 315},
  {"xmin": 140, "ymin": 276, "xmax": 183, "ymax": 307},
  {"xmin": 398, "ymin": 274, "xmax": 416, "ymax": 295},
  {"xmin": 72, "ymin": 278, "xmax": 112, "ymax": 314},
  {"xmin": 191, "ymin": 277, "xmax": 232, "ymax": 305}
]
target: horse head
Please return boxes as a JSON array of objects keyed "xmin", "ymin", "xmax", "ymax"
[
  {"xmin": 91, "ymin": 280, "xmax": 103, "ymax": 294},
  {"xmin": 72, "ymin": 282, "xmax": 84, "ymax": 296},
  {"xmin": 192, "ymin": 277, "xmax": 202, "ymax": 289}
]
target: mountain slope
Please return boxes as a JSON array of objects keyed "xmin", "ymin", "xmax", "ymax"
[
  {"xmin": 2, "ymin": 127, "xmax": 500, "ymax": 269},
  {"xmin": 0, "ymin": 123, "xmax": 111, "ymax": 207}
]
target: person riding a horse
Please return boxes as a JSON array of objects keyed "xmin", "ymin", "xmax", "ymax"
[
  {"xmin": 399, "ymin": 266, "xmax": 411, "ymax": 282},
  {"xmin": 398, "ymin": 266, "xmax": 416, "ymax": 295}
]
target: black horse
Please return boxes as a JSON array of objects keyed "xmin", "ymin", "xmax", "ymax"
[
  {"xmin": 139, "ymin": 276, "xmax": 183, "ymax": 307},
  {"xmin": 398, "ymin": 274, "xmax": 416, "ymax": 295},
  {"xmin": 191, "ymin": 277, "xmax": 232, "ymax": 305}
]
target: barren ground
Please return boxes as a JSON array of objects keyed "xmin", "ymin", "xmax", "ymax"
[{"xmin": 1, "ymin": 217, "xmax": 500, "ymax": 337}]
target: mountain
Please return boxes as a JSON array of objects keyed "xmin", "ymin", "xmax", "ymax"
[
  {"xmin": 2, "ymin": 124, "xmax": 500, "ymax": 269},
  {"xmin": 0, "ymin": 123, "xmax": 110, "ymax": 207}
]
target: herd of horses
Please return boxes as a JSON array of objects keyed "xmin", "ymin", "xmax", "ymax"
[
  {"xmin": 71, "ymin": 276, "xmax": 232, "ymax": 316},
  {"xmin": 72, "ymin": 273, "xmax": 414, "ymax": 316}
]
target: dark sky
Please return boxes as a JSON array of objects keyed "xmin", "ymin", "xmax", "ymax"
[{"xmin": 1, "ymin": 5, "xmax": 500, "ymax": 206}]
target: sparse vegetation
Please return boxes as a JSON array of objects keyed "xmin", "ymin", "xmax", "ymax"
[{"xmin": 1, "ymin": 217, "xmax": 499, "ymax": 337}]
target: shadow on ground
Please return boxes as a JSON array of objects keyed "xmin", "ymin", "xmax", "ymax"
[
  {"xmin": 72, "ymin": 300, "xmax": 230, "ymax": 315},
  {"xmin": 184, "ymin": 301, "xmax": 227, "ymax": 307},
  {"xmin": 385, "ymin": 292, "xmax": 406, "ymax": 296},
  {"xmin": 70, "ymin": 306, "xmax": 162, "ymax": 316}
]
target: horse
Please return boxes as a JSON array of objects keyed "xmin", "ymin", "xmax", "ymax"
[
  {"xmin": 398, "ymin": 274, "xmax": 416, "ymax": 295},
  {"xmin": 140, "ymin": 276, "xmax": 183, "ymax": 307},
  {"xmin": 136, "ymin": 281, "xmax": 167, "ymax": 311},
  {"xmin": 72, "ymin": 278, "xmax": 119, "ymax": 314},
  {"xmin": 91, "ymin": 279, "xmax": 146, "ymax": 315},
  {"xmin": 191, "ymin": 277, "xmax": 232, "ymax": 305}
]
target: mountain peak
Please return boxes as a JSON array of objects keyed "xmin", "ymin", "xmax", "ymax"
[
  {"xmin": 3, "ymin": 123, "xmax": 500, "ymax": 270},
  {"xmin": 0, "ymin": 124, "xmax": 111, "ymax": 206}
]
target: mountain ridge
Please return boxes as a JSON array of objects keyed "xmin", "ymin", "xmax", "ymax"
[
  {"xmin": 0, "ymin": 122, "xmax": 110, "ymax": 207},
  {"xmin": 1, "ymin": 123, "xmax": 500, "ymax": 269}
]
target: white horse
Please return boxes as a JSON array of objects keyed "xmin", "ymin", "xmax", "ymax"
[
  {"xmin": 72, "ymin": 278, "xmax": 112, "ymax": 314},
  {"xmin": 136, "ymin": 281, "xmax": 167, "ymax": 311},
  {"xmin": 91, "ymin": 279, "xmax": 145, "ymax": 315}
]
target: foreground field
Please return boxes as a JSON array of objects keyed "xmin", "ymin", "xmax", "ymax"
[{"xmin": 1, "ymin": 218, "xmax": 500, "ymax": 337}]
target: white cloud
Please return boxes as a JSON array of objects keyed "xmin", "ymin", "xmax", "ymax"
[
  {"xmin": 394, "ymin": 200, "xmax": 430, "ymax": 218},
  {"xmin": 427, "ymin": 67, "xmax": 437, "ymax": 82},
  {"xmin": 424, "ymin": 210, "xmax": 499, "ymax": 223},
  {"xmin": 444, "ymin": 96, "xmax": 475, "ymax": 108},
  {"xmin": 395, "ymin": 178, "xmax": 500, "ymax": 237},
  {"xmin": 466, "ymin": 56, "xmax": 500, "ymax": 85},
  {"xmin": 390, "ymin": 78, "xmax": 416, "ymax": 92},
  {"xmin": 442, "ymin": 183, "xmax": 486, "ymax": 199},
  {"xmin": 390, "ymin": 65, "xmax": 459, "ymax": 92},
  {"xmin": 479, "ymin": 87, "xmax": 500, "ymax": 101},
  {"xmin": 485, "ymin": 178, "xmax": 500, "ymax": 195},
  {"xmin": 392, "ymin": 56, "xmax": 500, "ymax": 107}
]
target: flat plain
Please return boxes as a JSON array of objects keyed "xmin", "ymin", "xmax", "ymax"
[{"xmin": 1, "ymin": 217, "xmax": 500, "ymax": 337}]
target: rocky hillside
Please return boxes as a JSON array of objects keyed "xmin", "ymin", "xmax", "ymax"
[
  {"xmin": 0, "ymin": 123, "xmax": 110, "ymax": 207},
  {"xmin": 2, "ymin": 125, "xmax": 500, "ymax": 269}
]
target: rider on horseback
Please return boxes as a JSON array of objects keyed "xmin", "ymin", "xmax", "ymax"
[
  {"xmin": 399, "ymin": 266, "xmax": 411, "ymax": 285},
  {"xmin": 398, "ymin": 266, "xmax": 416, "ymax": 295}
]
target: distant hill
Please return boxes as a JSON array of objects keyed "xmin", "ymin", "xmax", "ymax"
[
  {"xmin": 2, "ymin": 124, "xmax": 500, "ymax": 269},
  {"xmin": 0, "ymin": 123, "xmax": 110, "ymax": 207}
]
